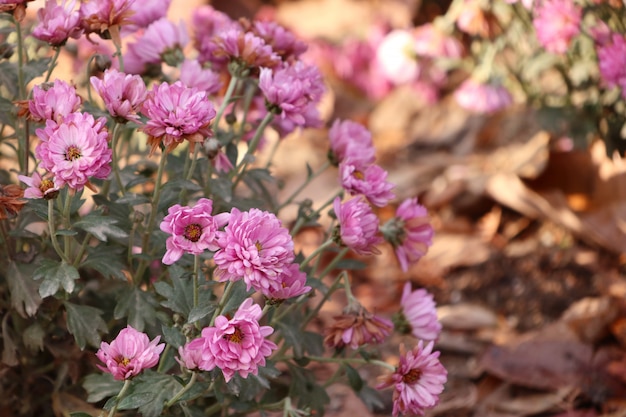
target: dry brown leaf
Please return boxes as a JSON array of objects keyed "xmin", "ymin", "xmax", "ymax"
[
  {"xmin": 438, "ymin": 303, "xmax": 499, "ymax": 331},
  {"xmin": 52, "ymin": 392, "xmax": 101, "ymax": 417},
  {"xmin": 561, "ymin": 297, "xmax": 619, "ymax": 344},
  {"xmin": 427, "ymin": 232, "xmax": 492, "ymax": 269}
]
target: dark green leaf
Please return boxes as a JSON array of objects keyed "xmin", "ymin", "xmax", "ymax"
[
  {"xmin": 81, "ymin": 246, "xmax": 127, "ymax": 280},
  {"xmin": 70, "ymin": 413, "xmax": 94, "ymax": 417},
  {"xmin": 6, "ymin": 261, "xmax": 42, "ymax": 317},
  {"xmin": 23, "ymin": 58, "xmax": 51, "ymax": 84},
  {"xmin": 220, "ymin": 280, "xmax": 252, "ymax": 316},
  {"xmin": 74, "ymin": 214, "xmax": 128, "ymax": 242},
  {"xmin": 0, "ymin": 96, "xmax": 16, "ymax": 127},
  {"xmin": 187, "ymin": 301, "xmax": 216, "ymax": 324},
  {"xmin": 287, "ymin": 363, "xmax": 330, "ymax": 416},
  {"xmin": 334, "ymin": 258, "xmax": 367, "ymax": 270},
  {"xmin": 64, "ymin": 302, "xmax": 107, "ymax": 349},
  {"xmin": 117, "ymin": 392, "xmax": 155, "ymax": 410},
  {"xmin": 0, "ymin": 61, "xmax": 18, "ymax": 97},
  {"xmin": 34, "ymin": 260, "xmax": 80, "ymax": 297},
  {"xmin": 114, "ymin": 287, "xmax": 158, "ymax": 331},
  {"xmin": 357, "ymin": 385, "xmax": 386, "ymax": 412},
  {"xmin": 132, "ymin": 371, "xmax": 182, "ymax": 417},
  {"xmin": 154, "ymin": 265, "xmax": 194, "ymax": 316},
  {"xmin": 116, "ymin": 193, "xmax": 150, "ymax": 205},
  {"xmin": 207, "ymin": 177, "xmax": 233, "ymax": 203},
  {"xmin": 2, "ymin": 315, "xmax": 18, "ymax": 366},
  {"xmin": 345, "ymin": 365, "xmax": 364, "ymax": 392},
  {"xmin": 83, "ymin": 373, "xmax": 124, "ymax": 403},
  {"xmin": 161, "ymin": 324, "xmax": 185, "ymax": 349},
  {"xmin": 55, "ymin": 229, "xmax": 78, "ymax": 236}
]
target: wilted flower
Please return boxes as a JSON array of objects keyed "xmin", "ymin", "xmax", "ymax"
[
  {"xmin": 125, "ymin": 18, "xmax": 188, "ymax": 72},
  {"xmin": 328, "ymin": 119, "xmax": 376, "ymax": 167},
  {"xmin": 32, "ymin": 0, "xmax": 82, "ymax": 47},
  {"xmin": 159, "ymin": 198, "xmax": 222, "ymax": 265},
  {"xmin": 179, "ymin": 59, "xmax": 222, "ymax": 95},
  {"xmin": 79, "ymin": 0, "xmax": 134, "ymax": 36},
  {"xmin": 339, "ymin": 162, "xmax": 395, "ymax": 207},
  {"xmin": 325, "ymin": 305, "xmax": 393, "ymax": 349},
  {"xmin": 28, "ymin": 79, "xmax": 81, "ymax": 123},
  {"xmin": 90, "ymin": 68, "xmax": 147, "ymax": 123},
  {"xmin": 454, "ymin": 78, "xmax": 513, "ymax": 114},
  {"xmin": 0, "ymin": 183, "xmax": 26, "ymax": 220},
  {"xmin": 394, "ymin": 283, "xmax": 441, "ymax": 341},
  {"xmin": 376, "ymin": 29, "xmax": 419, "ymax": 85},
  {"xmin": 177, "ymin": 337, "xmax": 205, "ymax": 371},
  {"xmin": 198, "ymin": 298, "xmax": 277, "ymax": 382},
  {"xmin": 0, "ymin": 0, "xmax": 34, "ymax": 21},
  {"xmin": 597, "ymin": 33, "xmax": 626, "ymax": 92},
  {"xmin": 214, "ymin": 207, "xmax": 295, "ymax": 293},
  {"xmin": 18, "ymin": 172, "xmax": 60, "ymax": 199},
  {"xmin": 212, "ymin": 28, "xmax": 280, "ymax": 71},
  {"xmin": 333, "ymin": 197, "xmax": 382, "ymax": 256},
  {"xmin": 35, "ymin": 112, "xmax": 111, "ymax": 191},
  {"xmin": 140, "ymin": 81, "xmax": 216, "ymax": 154},
  {"xmin": 263, "ymin": 263, "xmax": 311, "ymax": 302},
  {"xmin": 381, "ymin": 197, "xmax": 433, "ymax": 272},
  {"xmin": 96, "ymin": 325, "xmax": 164, "ymax": 381},
  {"xmin": 377, "ymin": 341, "xmax": 447, "ymax": 416},
  {"xmin": 533, "ymin": 0, "xmax": 581, "ymax": 54}
]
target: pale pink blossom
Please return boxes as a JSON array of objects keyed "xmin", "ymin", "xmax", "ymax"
[
  {"xmin": 18, "ymin": 172, "xmax": 60, "ymax": 199},
  {"xmin": 125, "ymin": 18, "xmax": 188, "ymax": 72},
  {"xmin": 32, "ymin": 0, "xmax": 82, "ymax": 46},
  {"xmin": 262, "ymin": 263, "xmax": 311, "ymax": 301},
  {"xmin": 328, "ymin": 119, "xmax": 376, "ymax": 166},
  {"xmin": 179, "ymin": 59, "xmax": 222, "ymax": 95},
  {"xmin": 454, "ymin": 78, "xmax": 513, "ymax": 114},
  {"xmin": 177, "ymin": 338, "xmax": 204, "ymax": 370},
  {"xmin": 533, "ymin": 0, "xmax": 581, "ymax": 54},
  {"xmin": 376, "ymin": 29, "xmax": 419, "ymax": 85},
  {"xmin": 96, "ymin": 325, "xmax": 165, "ymax": 381},
  {"xmin": 191, "ymin": 5, "xmax": 237, "ymax": 67},
  {"xmin": 126, "ymin": 0, "xmax": 171, "ymax": 30},
  {"xmin": 29, "ymin": 79, "xmax": 81, "ymax": 123},
  {"xmin": 90, "ymin": 68, "xmax": 147, "ymax": 123},
  {"xmin": 35, "ymin": 112, "xmax": 111, "ymax": 190},
  {"xmin": 597, "ymin": 33, "xmax": 626, "ymax": 92},
  {"xmin": 140, "ymin": 81, "xmax": 216, "ymax": 154},
  {"xmin": 377, "ymin": 341, "xmax": 447, "ymax": 416},
  {"xmin": 198, "ymin": 298, "xmax": 277, "ymax": 382},
  {"xmin": 159, "ymin": 198, "xmax": 223, "ymax": 265},
  {"xmin": 251, "ymin": 20, "xmax": 307, "ymax": 62},
  {"xmin": 339, "ymin": 162, "xmax": 395, "ymax": 207},
  {"xmin": 333, "ymin": 197, "xmax": 382, "ymax": 256},
  {"xmin": 397, "ymin": 283, "xmax": 441, "ymax": 341},
  {"xmin": 214, "ymin": 208, "xmax": 295, "ymax": 293},
  {"xmin": 212, "ymin": 28, "xmax": 280, "ymax": 70}
]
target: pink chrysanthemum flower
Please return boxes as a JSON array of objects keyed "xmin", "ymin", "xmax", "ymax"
[
  {"xmin": 191, "ymin": 5, "xmax": 237, "ymax": 67},
  {"xmin": 454, "ymin": 78, "xmax": 513, "ymax": 114},
  {"xmin": 214, "ymin": 208, "xmax": 295, "ymax": 293},
  {"xmin": 35, "ymin": 112, "xmax": 111, "ymax": 191},
  {"xmin": 325, "ymin": 305, "xmax": 393, "ymax": 349},
  {"xmin": 395, "ymin": 283, "xmax": 441, "ymax": 341},
  {"xmin": 381, "ymin": 197, "xmax": 433, "ymax": 272},
  {"xmin": 17, "ymin": 172, "xmax": 60, "ymax": 199},
  {"xmin": 339, "ymin": 162, "xmax": 395, "ymax": 207},
  {"xmin": 328, "ymin": 119, "xmax": 376, "ymax": 167},
  {"xmin": 90, "ymin": 68, "xmax": 147, "ymax": 123},
  {"xmin": 32, "ymin": 0, "xmax": 82, "ymax": 47},
  {"xmin": 333, "ymin": 197, "xmax": 382, "ymax": 256},
  {"xmin": 533, "ymin": 0, "xmax": 581, "ymax": 54},
  {"xmin": 212, "ymin": 28, "xmax": 281, "ymax": 70},
  {"xmin": 126, "ymin": 0, "xmax": 171, "ymax": 30},
  {"xmin": 263, "ymin": 263, "xmax": 311, "ymax": 302},
  {"xmin": 125, "ymin": 18, "xmax": 188, "ymax": 73},
  {"xmin": 28, "ymin": 79, "xmax": 81, "ymax": 123},
  {"xmin": 0, "ymin": 0, "xmax": 34, "ymax": 21},
  {"xmin": 179, "ymin": 59, "xmax": 222, "ymax": 95},
  {"xmin": 377, "ymin": 341, "xmax": 447, "ymax": 416},
  {"xmin": 140, "ymin": 81, "xmax": 216, "ymax": 154},
  {"xmin": 198, "ymin": 298, "xmax": 277, "ymax": 382},
  {"xmin": 79, "ymin": 0, "xmax": 135, "ymax": 40},
  {"xmin": 177, "ymin": 337, "xmax": 204, "ymax": 371},
  {"xmin": 597, "ymin": 33, "xmax": 626, "ymax": 92},
  {"xmin": 159, "ymin": 198, "xmax": 223, "ymax": 265},
  {"xmin": 251, "ymin": 20, "xmax": 308, "ymax": 62},
  {"xmin": 96, "ymin": 325, "xmax": 165, "ymax": 381}
]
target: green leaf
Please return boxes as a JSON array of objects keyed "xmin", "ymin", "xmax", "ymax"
[
  {"xmin": 154, "ymin": 264, "xmax": 194, "ymax": 316},
  {"xmin": 23, "ymin": 58, "xmax": 52, "ymax": 84},
  {"xmin": 83, "ymin": 373, "xmax": 124, "ymax": 403},
  {"xmin": 275, "ymin": 311, "xmax": 322, "ymax": 358},
  {"xmin": 64, "ymin": 302, "xmax": 107, "ymax": 349},
  {"xmin": 132, "ymin": 371, "xmax": 182, "ymax": 417},
  {"xmin": 187, "ymin": 301, "xmax": 216, "ymax": 324},
  {"xmin": 74, "ymin": 213, "xmax": 128, "ymax": 242},
  {"xmin": 33, "ymin": 260, "xmax": 80, "ymax": 297},
  {"xmin": 6, "ymin": 261, "xmax": 42, "ymax": 317},
  {"xmin": 287, "ymin": 363, "xmax": 330, "ymax": 416},
  {"xmin": 220, "ymin": 280, "xmax": 252, "ymax": 316},
  {"xmin": 81, "ymin": 246, "xmax": 127, "ymax": 280},
  {"xmin": 207, "ymin": 177, "xmax": 233, "ymax": 203},
  {"xmin": 114, "ymin": 287, "xmax": 158, "ymax": 331},
  {"xmin": 357, "ymin": 385, "xmax": 385, "ymax": 412},
  {"xmin": 0, "ymin": 96, "xmax": 16, "ymax": 127},
  {"xmin": 70, "ymin": 413, "xmax": 95, "ymax": 417},
  {"xmin": 117, "ymin": 392, "xmax": 156, "ymax": 410},
  {"xmin": 0, "ymin": 61, "xmax": 18, "ymax": 97},
  {"xmin": 345, "ymin": 364, "xmax": 364, "ymax": 392},
  {"xmin": 2, "ymin": 315, "xmax": 18, "ymax": 366},
  {"xmin": 161, "ymin": 324, "xmax": 185, "ymax": 349}
]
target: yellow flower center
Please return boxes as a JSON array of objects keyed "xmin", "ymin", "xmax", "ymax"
[
  {"xmin": 353, "ymin": 170, "xmax": 365, "ymax": 180},
  {"xmin": 224, "ymin": 327, "xmax": 244, "ymax": 344},
  {"xmin": 65, "ymin": 145, "xmax": 82, "ymax": 161},
  {"xmin": 118, "ymin": 357, "xmax": 131, "ymax": 366},
  {"xmin": 184, "ymin": 223, "xmax": 202, "ymax": 242},
  {"xmin": 402, "ymin": 368, "xmax": 422, "ymax": 384},
  {"xmin": 39, "ymin": 179, "xmax": 55, "ymax": 193},
  {"xmin": 255, "ymin": 241, "xmax": 262, "ymax": 252}
]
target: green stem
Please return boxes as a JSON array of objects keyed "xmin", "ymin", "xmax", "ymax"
[
  {"xmin": 44, "ymin": 47, "xmax": 62, "ymax": 83},
  {"xmin": 231, "ymin": 112, "xmax": 274, "ymax": 188},
  {"xmin": 14, "ymin": 17, "xmax": 27, "ymax": 173},
  {"xmin": 72, "ymin": 232, "xmax": 92, "ymax": 268},
  {"xmin": 184, "ymin": 145, "xmax": 200, "ymax": 181},
  {"xmin": 193, "ymin": 255, "xmax": 200, "ymax": 309},
  {"xmin": 110, "ymin": 123, "xmax": 126, "ymax": 196},
  {"xmin": 276, "ymin": 161, "xmax": 330, "ymax": 215},
  {"xmin": 164, "ymin": 372, "xmax": 197, "ymax": 409},
  {"xmin": 299, "ymin": 239, "xmax": 333, "ymax": 271},
  {"xmin": 107, "ymin": 378, "xmax": 132, "ymax": 417},
  {"xmin": 301, "ymin": 271, "xmax": 345, "ymax": 329},
  {"xmin": 62, "ymin": 191, "xmax": 73, "ymax": 261},
  {"xmin": 214, "ymin": 75, "xmax": 239, "ymax": 133},
  {"xmin": 290, "ymin": 189, "xmax": 343, "ymax": 236},
  {"xmin": 209, "ymin": 281, "xmax": 234, "ymax": 326},
  {"xmin": 316, "ymin": 247, "xmax": 349, "ymax": 279},
  {"xmin": 47, "ymin": 200, "xmax": 71, "ymax": 264}
]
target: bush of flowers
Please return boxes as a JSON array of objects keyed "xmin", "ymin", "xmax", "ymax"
[{"xmin": 0, "ymin": 1, "xmax": 446, "ymax": 417}]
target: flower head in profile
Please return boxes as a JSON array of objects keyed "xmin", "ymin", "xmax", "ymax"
[
  {"xmin": 198, "ymin": 298, "xmax": 277, "ymax": 382},
  {"xmin": 32, "ymin": 0, "xmax": 83, "ymax": 46},
  {"xmin": 159, "ymin": 198, "xmax": 222, "ymax": 265},
  {"xmin": 191, "ymin": 5, "xmax": 237, "ymax": 67},
  {"xmin": 96, "ymin": 325, "xmax": 165, "ymax": 381},
  {"xmin": 263, "ymin": 263, "xmax": 311, "ymax": 302},
  {"xmin": 533, "ymin": 0, "xmax": 581, "ymax": 54},
  {"xmin": 125, "ymin": 18, "xmax": 188, "ymax": 72},
  {"xmin": 0, "ymin": 183, "xmax": 26, "ymax": 220},
  {"xmin": 28, "ymin": 79, "xmax": 81, "ymax": 123},
  {"xmin": 18, "ymin": 172, "xmax": 60, "ymax": 200},
  {"xmin": 381, "ymin": 197, "xmax": 433, "ymax": 272},
  {"xmin": 333, "ymin": 197, "xmax": 382, "ymax": 256},
  {"xmin": 35, "ymin": 112, "xmax": 111, "ymax": 191},
  {"xmin": 140, "ymin": 81, "xmax": 216, "ymax": 154},
  {"xmin": 214, "ymin": 208, "xmax": 295, "ymax": 293},
  {"xmin": 0, "ymin": 0, "xmax": 35, "ymax": 21},
  {"xmin": 394, "ymin": 283, "xmax": 441, "ymax": 342},
  {"xmin": 177, "ymin": 337, "xmax": 205, "ymax": 371},
  {"xmin": 339, "ymin": 162, "xmax": 395, "ymax": 207},
  {"xmin": 377, "ymin": 341, "xmax": 447, "ymax": 416},
  {"xmin": 325, "ymin": 304, "xmax": 393, "ymax": 349},
  {"xmin": 79, "ymin": 0, "xmax": 135, "ymax": 41},
  {"xmin": 179, "ymin": 59, "xmax": 222, "ymax": 95},
  {"xmin": 597, "ymin": 33, "xmax": 626, "ymax": 93},
  {"xmin": 212, "ymin": 28, "xmax": 280, "ymax": 71},
  {"xmin": 250, "ymin": 20, "xmax": 308, "ymax": 62},
  {"xmin": 454, "ymin": 78, "xmax": 512, "ymax": 114},
  {"xmin": 90, "ymin": 68, "xmax": 147, "ymax": 123},
  {"xmin": 328, "ymin": 119, "xmax": 376, "ymax": 167}
]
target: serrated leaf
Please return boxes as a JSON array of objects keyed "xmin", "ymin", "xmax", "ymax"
[
  {"xmin": 208, "ymin": 177, "xmax": 233, "ymax": 203},
  {"xmin": 161, "ymin": 324, "xmax": 185, "ymax": 349},
  {"xmin": 187, "ymin": 301, "xmax": 216, "ymax": 324},
  {"xmin": 81, "ymin": 246, "xmax": 127, "ymax": 280},
  {"xmin": 154, "ymin": 264, "xmax": 194, "ymax": 316},
  {"xmin": 114, "ymin": 287, "xmax": 158, "ymax": 331},
  {"xmin": 6, "ymin": 261, "xmax": 42, "ymax": 317},
  {"xmin": 117, "ymin": 392, "xmax": 155, "ymax": 410},
  {"xmin": 0, "ymin": 96, "xmax": 16, "ymax": 127},
  {"xmin": 23, "ymin": 58, "xmax": 51, "ymax": 84},
  {"xmin": 34, "ymin": 260, "xmax": 80, "ymax": 297},
  {"xmin": 132, "ymin": 371, "xmax": 182, "ymax": 417},
  {"xmin": 287, "ymin": 363, "xmax": 330, "ymax": 415},
  {"xmin": 83, "ymin": 373, "xmax": 124, "ymax": 403},
  {"xmin": 64, "ymin": 302, "xmax": 107, "ymax": 349},
  {"xmin": 220, "ymin": 280, "xmax": 252, "ymax": 316},
  {"xmin": 74, "ymin": 214, "xmax": 128, "ymax": 242},
  {"xmin": 357, "ymin": 385, "xmax": 385, "ymax": 412}
]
